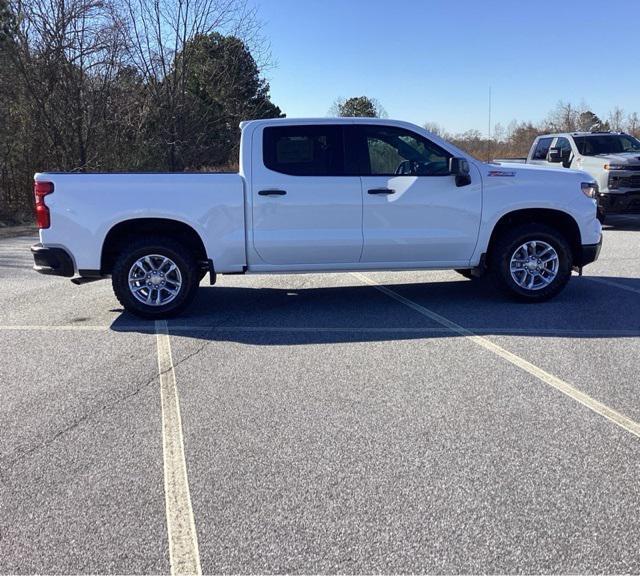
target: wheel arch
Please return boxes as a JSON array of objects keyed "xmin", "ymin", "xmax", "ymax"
[
  {"xmin": 486, "ymin": 208, "xmax": 581, "ymax": 267},
  {"xmin": 101, "ymin": 218, "xmax": 208, "ymax": 274}
]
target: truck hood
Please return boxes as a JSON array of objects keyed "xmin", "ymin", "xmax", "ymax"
[
  {"xmin": 588, "ymin": 152, "xmax": 640, "ymax": 165},
  {"xmin": 483, "ymin": 161, "xmax": 594, "ymax": 183}
]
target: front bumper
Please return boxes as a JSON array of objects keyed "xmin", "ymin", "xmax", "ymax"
[
  {"xmin": 598, "ymin": 191, "xmax": 640, "ymax": 214},
  {"xmin": 31, "ymin": 244, "xmax": 75, "ymax": 277},
  {"xmin": 575, "ymin": 236, "xmax": 602, "ymax": 267}
]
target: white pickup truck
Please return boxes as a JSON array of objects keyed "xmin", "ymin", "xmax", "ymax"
[
  {"xmin": 31, "ymin": 118, "xmax": 602, "ymax": 318},
  {"xmin": 496, "ymin": 131, "xmax": 640, "ymax": 221}
]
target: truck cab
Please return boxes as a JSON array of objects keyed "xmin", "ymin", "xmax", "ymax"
[{"xmin": 245, "ymin": 119, "xmax": 482, "ymax": 269}]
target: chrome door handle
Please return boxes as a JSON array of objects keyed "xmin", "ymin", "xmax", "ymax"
[
  {"xmin": 258, "ymin": 189, "xmax": 287, "ymax": 196},
  {"xmin": 367, "ymin": 188, "xmax": 395, "ymax": 195}
]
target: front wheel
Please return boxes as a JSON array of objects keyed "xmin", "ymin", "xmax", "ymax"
[
  {"xmin": 490, "ymin": 223, "xmax": 573, "ymax": 302},
  {"xmin": 112, "ymin": 236, "xmax": 200, "ymax": 319}
]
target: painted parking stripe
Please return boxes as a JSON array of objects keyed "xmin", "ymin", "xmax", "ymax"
[
  {"xmin": 1, "ymin": 324, "xmax": 640, "ymax": 338},
  {"xmin": 156, "ymin": 320, "xmax": 202, "ymax": 576},
  {"xmin": 0, "ymin": 325, "xmax": 108, "ymax": 330},
  {"xmin": 352, "ymin": 272, "xmax": 640, "ymax": 440}
]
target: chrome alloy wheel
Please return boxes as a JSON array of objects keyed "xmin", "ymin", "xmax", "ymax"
[
  {"xmin": 509, "ymin": 240, "xmax": 559, "ymax": 291},
  {"xmin": 128, "ymin": 254, "xmax": 183, "ymax": 306}
]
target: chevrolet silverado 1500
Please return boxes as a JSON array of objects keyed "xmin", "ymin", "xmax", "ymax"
[{"xmin": 31, "ymin": 118, "xmax": 602, "ymax": 318}]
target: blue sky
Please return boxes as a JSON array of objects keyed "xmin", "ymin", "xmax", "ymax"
[{"xmin": 258, "ymin": 0, "xmax": 640, "ymax": 134}]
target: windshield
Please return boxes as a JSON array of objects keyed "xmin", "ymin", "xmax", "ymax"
[{"xmin": 573, "ymin": 134, "xmax": 640, "ymax": 156}]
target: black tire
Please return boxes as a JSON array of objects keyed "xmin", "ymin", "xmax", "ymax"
[
  {"xmin": 454, "ymin": 269, "xmax": 475, "ymax": 280},
  {"xmin": 112, "ymin": 236, "xmax": 200, "ymax": 319},
  {"xmin": 489, "ymin": 223, "xmax": 573, "ymax": 302}
]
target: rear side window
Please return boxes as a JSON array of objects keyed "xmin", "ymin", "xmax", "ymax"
[
  {"xmin": 532, "ymin": 137, "xmax": 553, "ymax": 160},
  {"xmin": 263, "ymin": 125, "xmax": 344, "ymax": 176}
]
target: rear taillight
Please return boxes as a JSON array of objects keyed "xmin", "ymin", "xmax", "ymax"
[{"xmin": 34, "ymin": 180, "xmax": 54, "ymax": 229}]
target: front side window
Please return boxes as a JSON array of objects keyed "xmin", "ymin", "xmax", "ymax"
[
  {"xmin": 555, "ymin": 137, "xmax": 571, "ymax": 160},
  {"xmin": 555, "ymin": 137, "xmax": 572, "ymax": 155},
  {"xmin": 263, "ymin": 125, "xmax": 344, "ymax": 176},
  {"xmin": 359, "ymin": 126, "xmax": 452, "ymax": 176},
  {"xmin": 532, "ymin": 137, "xmax": 553, "ymax": 160}
]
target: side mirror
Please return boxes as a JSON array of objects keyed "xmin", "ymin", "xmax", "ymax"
[
  {"xmin": 449, "ymin": 157, "xmax": 471, "ymax": 187},
  {"xmin": 547, "ymin": 148, "xmax": 563, "ymax": 163}
]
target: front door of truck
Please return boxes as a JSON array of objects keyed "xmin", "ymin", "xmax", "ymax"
[
  {"xmin": 353, "ymin": 124, "xmax": 482, "ymax": 264},
  {"xmin": 251, "ymin": 124, "xmax": 363, "ymax": 265}
]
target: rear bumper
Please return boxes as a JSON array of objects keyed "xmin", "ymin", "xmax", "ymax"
[
  {"xmin": 576, "ymin": 237, "xmax": 602, "ymax": 267},
  {"xmin": 598, "ymin": 191, "xmax": 640, "ymax": 214},
  {"xmin": 31, "ymin": 244, "xmax": 75, "ymax": 277}
]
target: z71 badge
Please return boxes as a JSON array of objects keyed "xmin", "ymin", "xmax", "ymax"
[{"xmin": 488, "ymin": 170, "xmax": 516, "ymax": 177}]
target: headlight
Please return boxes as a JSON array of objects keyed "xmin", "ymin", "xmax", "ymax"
[
  {"xmin": 604, "ymin": 164, "xmax": 630, "ymax": 171},
  {"xmin": 581, "ymin": 181, "xmax": 598, "ymax": 199}
]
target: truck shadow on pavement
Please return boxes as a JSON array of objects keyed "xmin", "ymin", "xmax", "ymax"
[
  {"xmin": 602, "ymin": 214, "xmax": 640, "ymax": 231},
  {"xmin": 110, "ymin": 274, "xmax": 640, "ymax": 345}
]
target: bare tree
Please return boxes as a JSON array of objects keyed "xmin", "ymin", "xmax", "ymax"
[
  {"xmin": 423, "ymin": 121, "xmax": 445, "ymax": 137},
  {"xmin": 1, "ymin": 0, "xmax": 283, "ymax": 221},
  {"xmin": 608, "ymin": 106, "xmax": 625, "ymax": 132},
  {"xmin": 7, "ymin": 0, "xmax": 129, "ymax": 170},
  {"xmin": 545, "ymin": 101, "xmax": 581, "ymax": 132},
  {"xmin": 0, "ymin": 0, "xmax": 132, "ymax": 223},
  {"xmin": 119, "ymin": 0, "xmax": 268, "ymax": 169},
  {"xmin": 627, "ymin": 112, "xmax": 640, "ymax": 137}
]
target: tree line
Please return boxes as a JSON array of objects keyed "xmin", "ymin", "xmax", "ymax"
[
  {"xmin": 426, "ymin": 101, "xmax": 640, "ymax": 161},
  {"xmin": 0, "ymin": 0, "xmax": 283, "ymax": 223},
  {"xmin": 334, "ymin": 96, "xmax": 640, "ymax": 162},
  {"xmin": 3, "ymin": 18, "xmax": 640, "ymax": 226}
]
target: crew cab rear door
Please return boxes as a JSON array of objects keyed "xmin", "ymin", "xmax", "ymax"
[
  {"xmin": 250, "ymin": 124, "xmax": 363, "ymax": 265},
  {"xmin": 352, "ymin": 124, "xmax": 481, "ymax": 264}
]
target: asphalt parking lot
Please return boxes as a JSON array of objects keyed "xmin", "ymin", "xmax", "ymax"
[{"xmin": 1, "ymin": 216, "xmax": 639, "ymax": 574}]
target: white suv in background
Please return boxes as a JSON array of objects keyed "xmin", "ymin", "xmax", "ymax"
[{"xmin": 526, "ymin": 132, "xmax": 640, "ymax": 220}]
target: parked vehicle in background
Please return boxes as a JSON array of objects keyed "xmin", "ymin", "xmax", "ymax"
[
  {"xmin": 496, "ymin": 131, "xmax": 640, "ymax": 222},
  {"xmin": 31, "ymin": 118, "xmax": 601, "ymax": 318}
]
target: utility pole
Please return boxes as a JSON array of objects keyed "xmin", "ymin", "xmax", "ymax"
[{"xmin": 487, "ymin": 86, "xmax": 492, "ymax": 162}]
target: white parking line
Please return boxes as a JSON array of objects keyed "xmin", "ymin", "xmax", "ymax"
[
  {"xmin": 156, "ymin": 320, "xmax": 202, "ymax": 576},
  {"xmin": 0, "ymin": 324, "xmax": 640, "ymax": 337},
  {"xmin": 352, "ymin": 272, "xmax": 640, "ymax": 440},
  {"xmin": 0, "ymin": 325, "xmax": 108, "ymax": 330}
]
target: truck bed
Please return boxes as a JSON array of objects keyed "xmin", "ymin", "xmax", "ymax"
[{"xmin": 36, "ymin": 172, "xmax": 247, "ymax": 273}]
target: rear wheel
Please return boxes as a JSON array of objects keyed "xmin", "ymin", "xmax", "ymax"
[
  {"xmin": 490, "ymin": 223, "xmax": 572, "ymax": 302},
  {"xmin": 112, "ymin": 236, "xmax": 200, "ymax": 319}
]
